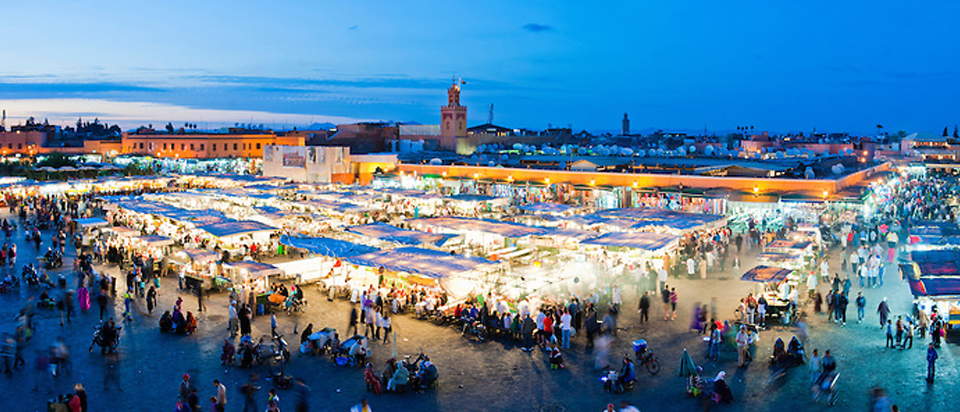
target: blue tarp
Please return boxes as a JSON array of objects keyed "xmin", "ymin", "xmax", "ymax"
[
  {"xmin": 299, "ymin": 199, "xmax": 372, "ymax": 214},
  {"xmin": 909, "ymin": 278, "xmax": 960, "ymax": 297},
  {"xmin": 910, "ymin": 250, "xmax": 960, "ymax": 264},
  {"xmin": 225, "ymin": 260, "xmax": 283, "ymax": 277},
  {"xmin": 409, "ymin": 217, "xmax": 548, "ymax": 238},
  {"xmin": 346, "ymin": 222, "xmax": 458, "ymax": 246},
  {"xmin": 197, "ymin": 220, "xmax": 276, "ymax": 238},
  {"xmin": 581, "ymin": 232, "xmax": 679, "ymax": 252},
  {"xmin": 279, "ymin": 235, "xmax": 379, "ymax": 257},
  {"xmin": 345, "ymin": 247, "xmax": 497, "ymax": 279},
  {"xmin": 519, "ymin": 202, "xmax": 574, "ymax": 214},
  {"xmin": 741, "ymin": 265, "xmax": 792, "ymax": 283},
  {"xmin": 590, "ymin": 208, "xmax": 727, "ymax": 232},
  {"xmin": 447, "ymin": 194, "xmax": 504, "ymax": 203},
  {"xmin": 75, "ymin": 217, "xmax": 109, "ymax": 228}
]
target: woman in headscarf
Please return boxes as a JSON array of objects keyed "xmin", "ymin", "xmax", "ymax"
[{"xmin": 712, "ymin": 371, "xmax": 733, "ymax": 403}]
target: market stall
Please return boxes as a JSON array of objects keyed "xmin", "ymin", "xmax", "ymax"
[
  {"xmin": 278, "ymin": 235, "xmax": 380, "ymax": 283},
  {"xmin": 741, "ymin": 265, "xmax": 799, "ymax": 323},
  {"xmin": 346, "ymin": 222, "xmax": 458, "ymax": 247},
  {"xmin": 344, "ymin": 246, "xmax": 502, "ymax": 299},
  {"xmin": 173, "ymin": 248, "xmax": 223, "ymax": 290},
  {"xmin": 223, "ymin": 260, "xmax": 284, "ymax": 294}
]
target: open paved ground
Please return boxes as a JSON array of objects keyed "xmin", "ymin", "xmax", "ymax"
[{"xmin": 0, "ymin": 210, "xmax": 957, "ymax": 412}]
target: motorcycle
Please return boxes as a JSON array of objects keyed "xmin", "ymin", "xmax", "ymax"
[
  {"xmin": 0, "ymin": 274, "xmax": 19, "ymax": 293},
  {"xmin": 89, "ymin": 323, "xmax": 121, "ymax": 354},
  {"xmin": 42, "ymin": 251, "xmax": 63, "ymax": 269},
  {"xmin": 22, "ymin": 264, "xmax": 40, "ymax": 287},
  {"xmin": 461, "ymin": 319, "xmax": 488, "ymax": 342},
  {"xmin": 404, "ymin": 352, "xmax": 439, "ymax": 392},
  {"xmin": 632, "ymin": 339, "xmax": 662, "ymax": 375}
]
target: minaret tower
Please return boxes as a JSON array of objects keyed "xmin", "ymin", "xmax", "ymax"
[{"xmin": 441, "ymin": 77, "xmax": 467, "ymax": 138}]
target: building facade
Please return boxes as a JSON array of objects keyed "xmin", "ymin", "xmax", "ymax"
[
  {"xmin": 261, "ymin": 145, "xmax": 352, "ymax": 183},
  {"xmin": 121, "ymin": 131, "xmax": 304, "ymax": 159}
]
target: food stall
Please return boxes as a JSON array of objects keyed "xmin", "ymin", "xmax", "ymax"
[
  {"xmin": 346, "ymin": 222, "xmax": 459, "ymax": 248},
  {"xmin": 223, "ymin": 260, "xmax": 284, "ymax": 304},
  {"xmin": 740, "ymin": 265, "xmax": 799, "ymax": 323},
  {"xmin": 276, "ymin": 235, "xmax": 380, "ymax": 283},
  {"xmin": 344, "ymin": 246, "xmax": 502, "ymax": 300},
  {"xmin": 900, "ymin": 252, "xmax": 960, "ymax": 328},
  {"xmin": 173, "ymin": 248, "xmax": 223, "ymax": 290}
]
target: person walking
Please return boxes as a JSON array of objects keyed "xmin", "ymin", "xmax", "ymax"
[
  {"xmin": 878, "ymin": 298, "xmax": 890, "ymax": 329},
  {"xmin": 381, "ymin": 313, "xmax": 391, "ymax": 345},
  {"xmin": 903, "ymin": 321, "xmax": 914, "ymax": 349},
  {"xmin": 178, "ymin": 374, "xmax": 192, "ymax": 403},
  {"xmin": 213, "ymin": 379, "xmax": 227, "ymax": 412},
  {"xmin": 348, "ymin": 307, "xmax": 359, "ymax": 335},
  {"xmin": 661, "ymin": 286, "xmax": 671, "ymax": 320},
  {"xmin": 837, "ymin": 293, "xmax": 848, "ymax": 326},
  {"xmin": 885, "ymin": 320, "xmax": 894, "ymax": 348},
  {"xmin": 146, "ymin": 285, "xmax": 157, "ymax": 314},
  {"xmin": 856, "ymin": 293, "xmax": 866, "ymax": 323},
  {"xmin": 736, "ymin": 325, "xmax": 749, "ymax": 368},
  {"xmin": 228, "ymin": 302, "xmax": 239, "ymax": 337},
  {"xmin": 669, "ymin": 288, "xmax": 678, "ymax": 321},
  {"xmin": 638, "ymin": 292, "xmax": 650, "ymax": 325},
  {"xmin": 560, "ymin": 309, "xmax": 572, "ymax": 349},
  {"xmin": 240, "ymin": 373, "xmax": 259, "ymax": 412},
  {"xmin": 808, "ymin": 348, "xmax": 822, "ymax": 385},
  {"xmin": 926, "ymin": 343, "xmax": 938, "ymax": 383}
]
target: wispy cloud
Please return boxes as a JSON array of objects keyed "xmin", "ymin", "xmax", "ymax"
[
  {"xmin": 0, "ymin": 98, "xmax": 365, "ymax": 129},
  {"xmin": 522, "ymin": 23, "xmax": 553, "ymax": 33}
]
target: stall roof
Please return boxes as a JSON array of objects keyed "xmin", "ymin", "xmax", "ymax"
[
  {"xmin": 135, "ymin": 235, "xmax": 174, "ymax": 247},
  {"xmin": 587, "ymin": 208, "xmax": 727, "ymax": 232},
  {"xmin": 409, "ymin": 217, "xmax": 548, "ymax": 238},
  {"xmin": 741, "ymin": 265, "xmax": 792, "ymax": 283},
  {"xmin": 175, "ymin": 248, "xmax": 220, "ymax": 262},
  {"xmin": 446, "ymin": 194, "xmax": 506, "ymax": 203},
  {"xmin": 346, "ymin": 222, "xmax": 458, "ymax": 246},
  {"xmin": 765, "ymin": 240, "xmax": 813, "ymax": 251},
  {"xmin": 519, "ymin": 202, "xmax": 574, "ymax": 214},
  {"xmin": 538, "ymin": 227, "xmax": 599, "ymax": 242},
  {"xmin": 345, "ymin": 247, "xmax": 498, "ymax": 279},
  {"xmin": 197, "ymin": 219, "xmax": 276, "ymax": 239},
  {"xmin": 910, "ymin": 249, "xmax": 960, "ymax": 264},
  {"xmin": 580, "ymin": 232, "xmax": 679, "ymax": 252},
  {"xmin": 908, "ymin": 277, "xmax": 960, "ymax": 298},
  {"xmin": 110, "ymin": 226, "xmax": 141, "ymax": 237},
  {"xmin": 75, "ymin": 217, "xmax": 109, "ymax": 228},
  {"xmin": 298, "ymin": 199, "xmax": 373, "ymax": 214},
  {"xmin": 279, "ymin": 235, "xmax": 380, "ymax": 257},
  {"xmin": 225, "ymin": 260, "xmax": 284, "ymax": 277}
]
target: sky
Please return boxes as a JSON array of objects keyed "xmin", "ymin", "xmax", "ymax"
[{"xmin": 0, "ymin": 1, "xmax": 957, "ymax": 134}]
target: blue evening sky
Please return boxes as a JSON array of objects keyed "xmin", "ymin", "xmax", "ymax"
[{"xmin": 0, "ymin": 1, "xmax": 956, "ymax": 134}]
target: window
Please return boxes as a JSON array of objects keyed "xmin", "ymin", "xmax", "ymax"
[
  {"xmin": 190, "ymin": 143, "xmax": 195, "ymax": 150},
  {"xmin": 256, "ymin": 143, "xmax": 261, "ymax": 149},
  {"xmin": 139, "ymin": 143, "xmax": 144, "ymax": 149},
  {"xmin": 243, "ymin": 143, "xmax": 247, "ymax": 150},
  {"xmin": 7, "ymin": 143, "xmax": 11, "ymax": 149},
  {"xmin": 163, "ymin": 143, "xmax": 167, "ymax": 150},
  {"xmin": 181, "ymin": 144, "xmax": 185, "ymax": 151},
  {"xmin": 212, "ymin": 144, "xmax": 216, "ymax": 151},
  {"xmin": 200, "ymin": 144, "xmax": 205, "ymax": 151},
  {"xmin": 234, "ymin": 143, "xmax": 238, "ymax": 150},
  {"xmin": 17, "ymin": 143, "xmax": 22, "ymax": 149},
  {"xmin": 149, "ymin": 142, "xmax": 154, "ymax": 151}
]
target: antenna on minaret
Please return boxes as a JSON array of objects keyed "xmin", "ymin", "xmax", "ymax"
[
  {"xmin": 1, "ymin": 110, "xmax": 5, "ymax": 130},
  {"xmin": 488, "ymin": 104, "xmax": 494, "ymax": 124}
]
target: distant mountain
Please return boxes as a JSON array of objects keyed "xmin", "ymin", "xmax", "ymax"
[{"xmin": 304, "ymin": 122, "xmax": 337, "ymax": 130}]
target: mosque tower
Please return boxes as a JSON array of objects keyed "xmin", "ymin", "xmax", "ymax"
[{"xmin": 441, "ymin": 77, "xmax": 467, "ymax": 138}]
